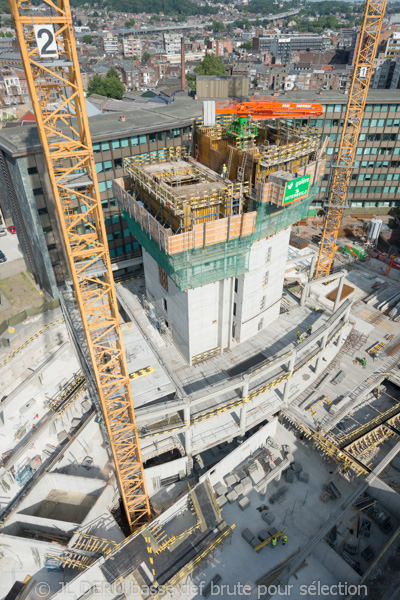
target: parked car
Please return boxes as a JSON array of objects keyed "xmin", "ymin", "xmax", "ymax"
[
  {"xmin": 0, "ymin": 228, "xmax": 6, "ymax": 236},
  {"xmin": 0, "ymin": 250, "xmax": 7, "ymax": 263},
  {"xmin": 7, "ymin": 225, "xmax": 16, "ymax": 234}
]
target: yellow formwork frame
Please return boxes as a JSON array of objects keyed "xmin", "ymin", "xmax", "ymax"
[
  {"xmin": 315, "ymin": 0, "xmax": 387, "ymax": 278},
  {"xmin": 9, "ymin": 0, "xmax": 150, "ymax": 532}
]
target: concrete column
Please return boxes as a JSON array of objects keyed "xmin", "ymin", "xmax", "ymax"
[
  {"xmin": 333, "ymin": 272, "xmax": 346, "ymax": 312},
  {"xmin": 283, "ymin": 354, "xmax": 296, "ymax": 404},
  {"xmin": 239, "ymin": 377, "xmax": 250, "ymax": 434},
  {"xmin": 184, "ymin": 406, "xmax": 191, "ymax": 457},
  {"xmin": 300, "ymin": 282, "xmax": 310, "ymax": 306},
  {"xmin": 337, "ymin": 321, "xmax": 347, "ymax": 346},
  {"xmin": 242, "ymin": 377, "xmax": 249, "ymax": 399},
  {"xmin": 308, "ymin": 255, "xmax": 317, "ymax": 282},
  {"xmin": 240, "ymin": 403, "xmax": 247, "ymax": 434},
  {"xmin": 314, "ymin": 331, "xmax": 329, "ymax": 373}
]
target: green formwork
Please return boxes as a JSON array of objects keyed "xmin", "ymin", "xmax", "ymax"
[{"xmin": 121, "ymin": 185, "xmax": 317, "ymax": 290}]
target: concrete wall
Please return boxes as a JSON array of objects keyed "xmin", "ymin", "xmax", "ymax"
[
  {"xmin": 8, "ymin": 473, "xmax": 105, "ymax": 517},
  {"xmin": 70, "ymin": 481, "xmax": 125, "ymax": 544},
  {"xmin": 205, "ymin": 418, "xmax": 278, "ymax": 487},
  {"xmin": 145, "ymin": 456, "xmax": 188, "ymax": 496},
  {"xmin": 143, "ymin": 249, "xmax": 235, "ymax": 361},
  {"xmin": 188, "ymin": 277, "xmax": 234, "ymax": 357},
  {"xmin": 0, "ymin": 531, "xmax": 65, "ymax": 565},
  {"xmin": 143, "ymin": 227, "xmax": 290, "ymax": 360},
  {"xmin": 143, "ymin": 249, "xmax": 191, "ymax": 362},
  {"xmin": 50, "ymin": 415, "xmax": 109, "ymax": 477},
  {"xmin": 312, "ymin": 541, "xmax": 361, "ymax": 585},
  {"xmin": 367, "ymin": 477, "xmax": 400, "ymax": 519},
  {"xmin": 234, "ymin": 229, "xmax": 290, "ymax": 342}
]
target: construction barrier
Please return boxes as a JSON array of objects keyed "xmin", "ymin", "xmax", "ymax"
[{"xmin": 0, "ymin": 315, "xmax": 63, "ymax": 368}]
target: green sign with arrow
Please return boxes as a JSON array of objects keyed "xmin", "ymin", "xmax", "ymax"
[{"xmin": 283, "ymin": 175, "xmax": 311, "ymax": 205}]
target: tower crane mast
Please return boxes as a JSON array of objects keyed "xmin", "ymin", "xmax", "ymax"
[
  {"xmin": 315, "ymin": 0, "xmax": 387, "ymax": 278},
  {"xmin": 9, "ymin": 0, "xmax": 151, "ymax": 532}
]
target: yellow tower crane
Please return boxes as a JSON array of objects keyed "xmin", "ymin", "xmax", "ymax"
[
  {"xmin": 315, "ymin": 0, "xmax": 387, "ymax": 278},
  {"xmin": 9, "ymin": 0, "xmax": 150, "ymax": 532}
]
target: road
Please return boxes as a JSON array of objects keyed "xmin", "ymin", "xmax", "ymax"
[{"xmin": 75, "ymin": 10, "xmax": 300, "ymax": 37}]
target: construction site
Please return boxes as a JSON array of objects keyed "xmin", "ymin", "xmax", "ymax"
[{"xmin": 1, "ymin": 1, "xmax": 400, "ymax": 599}]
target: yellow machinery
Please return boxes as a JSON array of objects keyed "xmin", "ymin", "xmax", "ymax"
[
  {"xmin": 9, "ymin": 0, "xmax": 150, "ymax": 532},
  {"xmin": 315, "ymin": 0, "xmax": 387, "ymax": 278}
]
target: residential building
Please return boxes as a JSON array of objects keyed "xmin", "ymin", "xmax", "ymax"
[
  {"xmin": 163, "ymin": 34, "xmax": 181, "ymax": 56},
  {"xmin": 0, "ymin": 67, "xmax": 22, "ymax": 104},
  {"xmin": 122, "ymin": 35, "xmax": 142, "ymax": 58},
  {"xmin": 120, "ymin": 63, "xmax": 140, "ymax": 90},
  {"xmin": 206, "ymin": 39, "xmax": 233, "ymax": 57},
  {"xmin": 102, "ymin": 33, "xmax": 119, "ymax": 55},
  {"xmin": 385, "ymin": 32, "xmax": 400, "ymax": 59}
]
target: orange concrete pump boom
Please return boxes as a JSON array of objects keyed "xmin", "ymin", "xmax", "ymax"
[{"xmin": 215, "ymin": 99, "xmax": 324, "ymax": 120}]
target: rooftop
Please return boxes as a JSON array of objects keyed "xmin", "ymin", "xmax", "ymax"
[{"xmin": 0, "ymin": 90, "xmax": 399, "ymax": 156}]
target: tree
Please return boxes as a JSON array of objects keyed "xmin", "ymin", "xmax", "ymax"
[
  {"xmin": 125, "ymin": 18, "xmax": 135, "ymax": 27},
  {"xmin": 87, "ymin": 68, "xmax": 124, "ymax": 100},
  {"xmin": 82, "ymin": 34, "xmax": 93, "ymax": 44},
  {"xmin": 186, "ymin": 72, "xmax": 196, "ymax": 90},
  {"xmin": 106, "ymin": 67, "xmax": 120, "ymax": 79},
  {"xmin": 142, "ymin": 51, "xmax": 150, "ymax": 62},
  {"xmin": 87, "ymin": 75, "xmax": 103, "ymax": 96},
  {"xmin": 194, "ymin": 54, "xmax": 227, "ymax": 77},
  {"xmin": 212, "ymin": 21, "xmax": 225, "ymax": 34},
  {"xmin": 240, "ymin": 41, "xmax": 252, "ymax": 51}
]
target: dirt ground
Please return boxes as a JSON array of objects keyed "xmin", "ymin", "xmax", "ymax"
[
  {"xmin": 0, "ymin": 271, "xmax": 44, "ymax": 321},
  {"xmin": 297, "ymin": 213, "xmax": 394, "ymax": 248}
]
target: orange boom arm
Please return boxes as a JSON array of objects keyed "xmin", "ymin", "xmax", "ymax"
[{"xmin": 215, "ymin": 100, "xmax": 324, "ymax": 120}]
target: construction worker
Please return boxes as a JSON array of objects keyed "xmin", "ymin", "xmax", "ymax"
[
  {"xmin": 222, "ymin": 164, "xmax": 227, "ymax": 179},
  {"xmin": 297, "ymin": 331, "xmax": 301, "ymax": 340},
  {"xmin": 307, "ymin": 325, "xmax": 312, "ymax": 335},
  {"xmin": 282, "ymin": 535, "xmax": 287, "ymax": 545},
  {"xmin": 272, "ymin": 537, "xmax": 277, "ymax": 548}
]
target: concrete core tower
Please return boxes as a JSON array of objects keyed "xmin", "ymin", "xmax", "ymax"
[{"xmin": 115, "ymin": 118, "xmax": 326, "ymax": 364}]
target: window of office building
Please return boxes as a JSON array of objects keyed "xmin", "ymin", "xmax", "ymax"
[
  {"xmin": 111, "ymin": 139, "xmax": 120, "ymax": 150},
  {"xmin": 101, "ymin": 141, "xmax": 110, "ymax": 151}
]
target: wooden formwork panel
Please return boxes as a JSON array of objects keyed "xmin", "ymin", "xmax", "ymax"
[{"xmin": 166, "ymin": 212, "xmax": 256, "ymax": 254}]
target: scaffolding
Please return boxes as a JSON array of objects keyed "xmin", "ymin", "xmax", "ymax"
[
  {"xmin": 115, "ymin": 120, "xmax": 324, "ymax": 291},
  {"xmin": 124, "ymin": 151, "xmax": 248, "ymax": 234},
  {"xmin": 116, "ymin": 180, "xmax": 317, "ymax": 290}
]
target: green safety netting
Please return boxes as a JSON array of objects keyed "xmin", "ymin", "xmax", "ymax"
[{"xmin": 121, "ymin": 185, "xmax": 317, "ymax": 290}]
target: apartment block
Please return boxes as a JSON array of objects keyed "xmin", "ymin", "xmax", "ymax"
[
  {"xmin": 102, "ymin": 33, "xmax": 119, "ymax": 55},
  {"xmin": 122, "ymin": 35, "xmax": 142, "ymax": 58}
]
